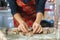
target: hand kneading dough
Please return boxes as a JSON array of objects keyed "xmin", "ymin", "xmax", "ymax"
[{"xmin": 6, "ymin": 28, "xmax": 54, "ymax": 36}]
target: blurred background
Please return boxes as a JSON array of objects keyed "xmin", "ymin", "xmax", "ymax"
[{"xmin": 0, "ymin": 0, "xmax": 56, "ymax": 28}]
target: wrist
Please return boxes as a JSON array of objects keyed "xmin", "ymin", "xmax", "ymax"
[
  {"xmin": 34, "ymin": 20, "xmax": 41, "ymax": 24},
  {"xmin": 19, "ymin": 20, "xmax": 25, "ymax": 24},
  {"xmin": 35, "ymin": 13, "xmax": 43, "ymax": 24}
]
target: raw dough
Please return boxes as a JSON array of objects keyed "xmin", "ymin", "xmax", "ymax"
[
  {"xmin": 26, "ymin": 31, "xmax": 33, "ymax": 37},
  {"xmin": 43, "ymin": 28, "xmax": 54, "ymax": 34},
  {"xmin": 43, "ymin": 28, "xmax": 49, "ymax": 34},
  {"xmin": 6, "ymin": 27, "xmax": 54, "ymax": 36},
  {"xmin": 19, "ymin": 31, "xmax": 33, "ymax": 36},
  {"xmin": 0, "ymin": 31, "xmax": 7, "ymax": 40},
  {"xmin": 5, "ymin": 28, "xmax": 19, "ymax": 35}
]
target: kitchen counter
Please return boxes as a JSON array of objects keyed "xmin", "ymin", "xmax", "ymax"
[{"xmin": 0, "ymin": 27, "xmax": 60, "ymax": 40}]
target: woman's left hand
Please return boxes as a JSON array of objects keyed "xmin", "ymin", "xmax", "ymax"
[{"xmin": 32, "ymin": 22, "xmax": 43, "ymax": 34}]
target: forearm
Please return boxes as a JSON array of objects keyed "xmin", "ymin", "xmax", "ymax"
[
  {"xmin": 35, "ymin": 0, "xmax": 46, "ymax": 23},
  {"xmin": 14, "ymin": 13, "xmax": 24, "ymax": 24},
  {"xmin": 35, "ymin": 12, "xmax": 43, "ymax": 23}
]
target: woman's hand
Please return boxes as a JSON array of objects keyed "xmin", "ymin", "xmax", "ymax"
[
  {"xmin": 18, "ymin": 21, "xmax": 29, "ymax": 33},
  {"xmin": 32, "ymin": 12, "xmax": 43, "ymax": 33},
  {"xmin": 32, "ymin": 22, "xmax": 43, "ymax": 33}
]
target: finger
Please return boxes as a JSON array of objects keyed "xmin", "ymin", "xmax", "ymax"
[
  {"xmin": 18, "ymin": 25, "xmax": 21, "ymax": 31},
  {"xmin": 36, "ymin": 26, "xmax": 40, "ymax": 33},
  {"xmin": 32, "ymin": 24, "xmax": 35, "ymax": 29},
  {"xmin": 22, "ymin": 25, "xmax": 28, "ymax": 32},
  {"xmin": 20, "ymin": 27, "xmax": 25, "ymax": 32},
  {"xmin": 25, "ymin": 24, "xmax": 28, "ymax": 29},
  {"xmin": 18, "ymin": 24, "xmax": 26, "ymax": 32},
  {"xmin": 20, "ymin": 25, "xmax": 26, "ymax": 32},
  {"xmin": 33, "ymin": 25, "xmax": 39, "ymax": 33},
  {"xmin": 24, "ymin": 24, "xmax": 29, "ymax": 32},
  {"xmin": 32, "ymin": 24, "xmax": 34, "ymax": 32},
  {"xmin": 39, "ymin": 27, "xmax": 43, "ymax": 33}
]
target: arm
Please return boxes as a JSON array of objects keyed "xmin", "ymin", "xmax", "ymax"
[
  {"xmin": 35, "ymin": 0, "xmax": 46, "ymax": 23},
  {"xmin": 7, "ymin": 0, "xmax": 24, "ymax": 23},
  {"xmin": 14, "ymin": 13, "xmax": 24, "ymax": 24},
  {"xmin": 33, "ymin": 0, "xmax": 46, "ymax": 33},
  {"xmin": 35, "ymin": 12, "xmax": 43, "ymax": 23},
  {"xmin": 7, "ymin": 0, "xmax": 28, "ymax": 32}
]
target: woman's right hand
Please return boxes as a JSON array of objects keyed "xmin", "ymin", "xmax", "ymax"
[{"xmin": 18, "ymin": 21, "xmax": 29, "ymax": 33}]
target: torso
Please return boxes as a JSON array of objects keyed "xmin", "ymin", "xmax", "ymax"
[{"xmin": 15, "ymin": 0, "xmax": 36, "ymax": 27}]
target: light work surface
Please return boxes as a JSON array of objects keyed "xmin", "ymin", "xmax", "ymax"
[{"xmin": 0, "ymin": 27, "xmax": 60, "ymax": 40}]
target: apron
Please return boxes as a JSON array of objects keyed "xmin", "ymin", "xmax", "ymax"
[{"xmin": 14, "ymin": 0, "xmax": 36, "ymax": 27}]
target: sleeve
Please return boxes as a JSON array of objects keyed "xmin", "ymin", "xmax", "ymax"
[
  {"xmin": 7, "ymin": 0, "xmax": 18, "ymax": 16},
  {"xmin": 36, "ymin": 0, "xmax": 46, "ymax": 15}
]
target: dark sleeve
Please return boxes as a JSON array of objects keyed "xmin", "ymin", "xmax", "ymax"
[
  {"xmin": 7, "ymin": 0, "xmax": 18, "ymax": 16},
  {"xmin": 36, "ymin": 0, "xmax": 46, "ymax": 15}
]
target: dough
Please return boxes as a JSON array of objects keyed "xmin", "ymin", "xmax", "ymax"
[
  {"xmin": 26, "ymin": 31, "xmax": 33, "ymax": 37},
  {"xmin": 0, "ymin": 31, "xmax": 7, "ymax": 40},
  {"xmin": 19, "ymin": 32, "xmax": 27, "ymax": 36},
  {"xmin": 6, "ymin": 28, "xmax": 19, "ymax": 35},
  {"xmin": 43, "ymin": 28, "xmax": 54, "ymax": 34},
  {"xmin": 6, "ymin": 27, "xmax": 54, "ymax": 36},
  {"xmin": 49, "ymin": 28, "xmax": 54, "ymax": 33}
]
